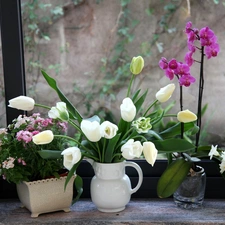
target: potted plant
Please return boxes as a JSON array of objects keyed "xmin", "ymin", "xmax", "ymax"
[
  {"xmin": 7, "ymin": 56, "xmax": 196, "ymax": 213},
  {"xmin": 156, "ymin": 21, "xmax": 220, "ymax": 209},
  {"xmin": 0, "ymin": 113, "xmax": 75, "ymax": 217}
]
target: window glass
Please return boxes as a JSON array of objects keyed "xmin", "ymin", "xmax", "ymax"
[
  {"xmin": 21, "ymin": 0, "xmax": 225, "ymax": 148},
  {"xmin": 0, "ymin": 31, "xmax": 6, "ymax": 127}
]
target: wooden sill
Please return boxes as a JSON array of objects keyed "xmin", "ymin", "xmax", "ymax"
[{"xmin": 0, "ymin": 199, "xmax": 225, "ymax": 224}]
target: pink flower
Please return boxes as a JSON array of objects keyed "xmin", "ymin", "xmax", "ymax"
[
  {"xmin": 32, "ymin": 130, "xmax": 39, "ymax": 136},
  {"xmin": 179, "ymin": 74, "xmax": 196, "ymax": 87},
  {"xmin": 164, "ymin": 68, "xmax": 175, "ymax": 80},
  {"xmin": 205, "ymin": 42, "xmax": 220, "ymax": 59},
  {"xmin": 185, "ymin": 21, "xmax": 192, "ymax": 34},
  {"xmin": 184, "ymin": 52, "xmax": 194, "ymax": 66},
  {"xmin": 168, "ymin": 58, "xmax": 178, "ymax": 70},
  {"xmin": 187, "ymin": 42, "xmax": 196, "ymax": 52},
  {"xmin": 22, "ymin": 160, "xmax": 26, "ymax": 166},
  {"xmin": 159, "ymin": 57, "xmax": 168, "ymax": 70},
  {"xmin": 199, "ymin": 26, "xmax": 215, "ymax": 42},
  {"xmin": 16, "ymin": 130, "xmax": 33, "ymax": 143},
  {"xmin": 174, "ymin": 62, "xmax": 190, "ymax": 76}
]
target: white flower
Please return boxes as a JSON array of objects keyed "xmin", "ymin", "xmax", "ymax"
[
  {"xmin": 220, "ymin": 159, "xmax": 225, "ymax": 174},
  {"xmin": 8, "ymin": 96, "xmax": 35, "ymax": 111},
  {"xmin": 143, "ymin": 141, "xmax": 158, "ymax": 167},
  {"xmin": 81, "ymin": 120, "xmax": 101, "ymax": 142},
  {"xmin": 208, "ymin": 145, "xmax": 219, "ymax": 160},
  {"xmin": 121, "ymin": 139, "xmax": 143, "ymax": 160},
  {"xmin": 61, "ymin": 147, "xmax": 81, "ymax": 170},
  {"xmin": 100, "ymin": 121, "xmax": 118, "ymax": 139},
  {"xmin": 32, "ymin": 130, "xmax": 54, "ymax": 145},
  {"xmin": 48, "ymin": 102, "xmax": 69, "ymax": 121},
  {"xmin": 155, "ymin": 83, "xmax": 175, "ymax": 103},
  {"xmin": 120, "ymin": 97, "xmax": 136, "ymax": 122},
  {"xmin": 177, "ymin": 109, "xmax": 197, "ymax": 123}
]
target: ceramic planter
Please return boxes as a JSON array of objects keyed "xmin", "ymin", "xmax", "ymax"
[{"xmin": 16, "ymin": 175, "xmax": 75, "ymax": 217}]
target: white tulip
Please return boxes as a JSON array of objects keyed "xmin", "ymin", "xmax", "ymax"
[
  {"xmin": 8, "ymin": 96, "xmax": 35, "ymax": 111},
  {"xmin": 121, "ymin": 139, "xmax": 143, "ymax": 160},
  {"xmin": 32, "ymin": 130, "xmax": 54, "ymax": 145},
  {"xmin": 48, "ymin": 102, "xmax": 69, "ymax": 121},
  {"xmin": 177, "ymin": 109, "xmax": 197, "ymax": 123},
  {"xmin": 120, "ymin": 97, "xmax": 136, "ymax": 122},
  {"xmin": 81, "ymin": 120, "xmax": 101, "ymax": 142},
  {"xmin": 155, "ymin": 83, "xmax": 175, "ymax": 103},
  {"xmin": 61, "ymin": 147, "xmax": 81, "ymax": 170},
  {"xmin": 100, "ymin": 121, "xmax": 118, "ymax": 139},
  {"xmin": 143, "ymin": 141, "xmax": 158, "ymax": 167}
]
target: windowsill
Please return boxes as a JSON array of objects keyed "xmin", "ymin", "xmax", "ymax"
[{"xmin": 0, "ymin": 199, "xmax": 225, "ymax": 224}]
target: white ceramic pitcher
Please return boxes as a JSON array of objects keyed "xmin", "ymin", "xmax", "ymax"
[{"xmin": 88, "ymin": 160, "xmax": 143, "ymax": 212}]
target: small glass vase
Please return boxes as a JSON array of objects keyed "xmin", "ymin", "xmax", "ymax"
[{"xmin": 173, "ymin": 165, "xmax": 206, "ymax": 209}]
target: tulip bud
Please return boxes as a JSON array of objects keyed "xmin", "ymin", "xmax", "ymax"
[
  {"xmin": 61, "ymin": 147, "xmax": 81, "ymax": 170},
  {"xmin": 143, "ymin": 141, "xmax": 158, "ymax": 167},
  {"xmin": 100, "ymin": 121, "xmax": 118, "ymax": 139},
  {"xmin": 8, "ymin": 96, "xmax": 35, "ymax": 111},
  {"xmin": 48, "ymin": 102, "xmax": 69, "ymax": 121},
  {"xmin": 120, "ymin": 97, "xmax": 136, "ymax": 122},
  {"xmin": 130, "ymin": 56, "xmax": 144, "ymax": 75},
  {"xmin": 81, "ymin": 120, "xmax": 101, "ymax": 142},
  {"xmin": 155, "ymin": 83, "xmax": 175, "ymax": 103},
  {"xmin": 177, "ymin": 109, "xmax": 197, "ymax": 123},
  {"xmin": 32, "ymin": 130, "xmax": 54, "ymax": 145}
]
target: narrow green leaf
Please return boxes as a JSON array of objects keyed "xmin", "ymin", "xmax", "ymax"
[
  {"xmin": 41, "ymin": 70, "xmax": 83, "ymax": 123},
  {"xmin": 134, "ymin": 90, "xmax": 148, "ymax": 113},
  {"xmin": 72, "ymin": 175, "xmax": 83, "ymax": 204},
  {"xmin": 38, "ymin": 150, "xmax": 62, "ymax": 159}
]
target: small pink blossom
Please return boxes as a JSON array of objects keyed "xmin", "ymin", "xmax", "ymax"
[
  {"xmin": 185, "ymin": 21, "xmax": 192, "ymax": 34},
  {"xmin": 205, "ymin": 43, "xmax": 220, "ymax": 59},
  {"xmin": 16, "ymin": 130, "xmax": 33, "ymax": 143},
  {"xmin": 159, "ymin": 57, "xmax": 168, "ymax": 70},
  {"xmin": 199, "ymin": 26, "xmax": 215, "ymax": 41},
  {"xmin": 179, "ymin": 74, "xmax": 196, "ymax": 87},
  {"xmin": 184, "ymin": 52, "xmax": 194, "ymax": 66},
  {"xmin": 164, "ymin": 68, "xmax": 175, "ymax": 80},
  {"xmin": 168, "ymin": 58, "xmax": 178, "ymax": 70},
  {"xmin": 22, "ymin": 160, "xmax": 26, "ymax": 166},
  {"xmin": 174, "ymin": 62, "xmax": 190, "ymax": 76}
]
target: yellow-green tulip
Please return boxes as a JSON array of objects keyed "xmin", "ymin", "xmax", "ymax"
[{"xmin": 130, "ymin": 56, "xmax": 144, "ymax": 75}]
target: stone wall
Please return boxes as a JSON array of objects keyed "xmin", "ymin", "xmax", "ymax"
[{"xmin": 1, "ymin": 0, "xmax": 225, "ymax": 145}]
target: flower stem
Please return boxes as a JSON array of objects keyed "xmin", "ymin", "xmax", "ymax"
[
  {"xmin": 126, "ymin": 74, "xmax": 135, "ymax": 97},
  {"xmin": 195, "ymin": 46, "xmax": 205, "ymax": 151},
  {"xmin": 143, "ymin": 99, "xmax": 158, "ymax": 117},
  {"xmin": 34, "ymin": 103, "xmax": 51, "ymax": 110}
]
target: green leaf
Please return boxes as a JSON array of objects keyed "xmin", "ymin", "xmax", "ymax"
[
  {"xmin": 41, "ymin": 70, "xmax": 83, "ymax": 123},
  {"xmin": 72, "ymin": 175, "xmax": 83, "ymax": 204},
  {"xmin": 152, "ymin": 138, "xmax": 195, "ymax": 153},
  {"xmin": 104, "ymin": 134, "xmax": 121, "ymax": 163},
  {"xmin": 157, "ymin": 158, "xmax": 192, "ymax": 198},
  {"xmin": 159, "ymin": 122, "xmax": 197, "ymax": 139},
  {"xmin": 38, "ymin": 150, "xmax": 62, "ymax": 159},
  {"xmin": 134, "ymin": 90, "xmax": 148, "ymax": 113}
]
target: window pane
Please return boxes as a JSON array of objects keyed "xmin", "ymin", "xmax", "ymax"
[{"xmin": 0, "ymin": 31, "xmax": 6, "ymax": 127}]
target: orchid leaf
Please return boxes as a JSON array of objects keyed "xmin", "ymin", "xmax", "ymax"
[
  {"xmin": 157, "ymin": 158, "xmax": 192, "ymax": 198},
  {"xmin": 152, "ymin": 138, "xmax": 195, "ymax": 153},
  {"xmin": 72, "ymin": 175, "xmax": 83, "ymax": 204},
  {"xmin": 38, "ymin": 150, "xmax": 62, "ymax": 159},
  {"xmin": 41, "ymin": 70, "xmax": 83, "ymax": 123}
]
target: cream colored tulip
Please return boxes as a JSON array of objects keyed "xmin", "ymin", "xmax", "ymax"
[
  {"xmin": 155, "ymin": 83, "xmax": 175, "ymax": 103},
  {"xmin": 8, "ymin": 96, "xmax": 35, "ymax": 111},
  {"xmin": 61, "ymin": 147, "xmax": 81, "ymax": 170},
  {"xmin": 121, "ymin": 139, "xmax": 143, "ymax": 160},
  {"xmin": 100, "ymin": 121, "xmax": 118, "ymax": 139},
  {"xmin": 81, "ymin": 120, "xmax": 101, "ymax": 142},
  {"xmin": 143, "ymin": 142, "xmax": 158, "ymax": 167},
  {"xmin": 120, "ymin": 97, "xmax": 136, "ymax": 122},
  {"xmin": 177, "ymin": 109, "xmax": 197, "ymax": 123},
  {"xmin": 130, "ymin": 56, "xmax": 144, "ymax": 75},
  {"xmin": 48, "ymin": 102, "xmax": 69, "ymax": 121},
  {"xmin": 32, "ymin": 130, "xmax": 54, "ymax": 145}
]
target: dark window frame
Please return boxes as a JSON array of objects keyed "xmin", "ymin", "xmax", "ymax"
[{"xmin": 0, "ymin": 0, "xmax": 225, "ymax": 199}]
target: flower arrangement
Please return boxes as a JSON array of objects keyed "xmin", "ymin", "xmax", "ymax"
[
  {"xmin": 0, "ymin": 113, "xmax": 67, "ymax": 184},
  {"xmin": 156, "ymin": 21, "xmax": 220, "ymax": 198},
  {"xmin": 5, "ymin": 56, "xmax": 196, "ymax": 200}
]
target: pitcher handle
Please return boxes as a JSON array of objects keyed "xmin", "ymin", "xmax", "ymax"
[{"xmin": 125, "ymin": 161, "xmax": 143, "ymax": 194}]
